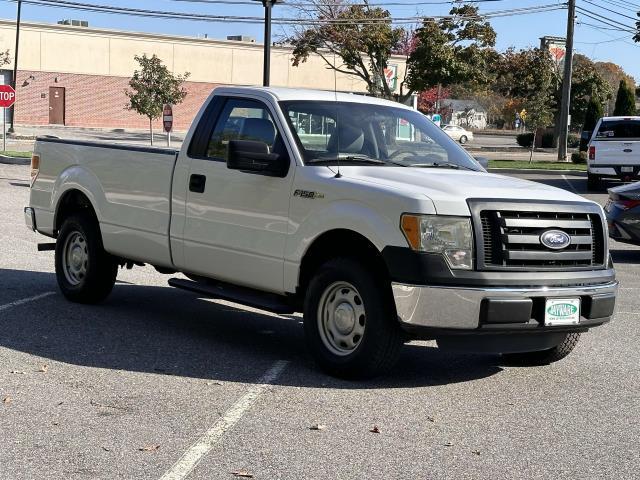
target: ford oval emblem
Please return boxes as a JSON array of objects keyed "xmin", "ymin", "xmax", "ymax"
[{"xmin": 540, "ymin": 230, "xmax": 571, "ymax": 250}]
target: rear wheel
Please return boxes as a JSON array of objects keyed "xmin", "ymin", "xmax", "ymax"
[
  {"xmin": 459, "ymin": 135, "xmax": 468, "ymax": 145},
  {"xmin": 303, "ymin": 258, "xmax": 403, "ymax": 379},
  {"xmin": 587, "ymin": 172, "xmax": 601, "ymax": 191},
  {"xmin": 502, "ymin": 333, "xmax": 580, "ymax": 366},
  {"xmin": 55, "ymin": 213, "xmax": 118, "ymax": 304}
]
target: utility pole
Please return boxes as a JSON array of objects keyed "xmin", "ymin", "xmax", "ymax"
[
  {"xmin": 255, "ymin": 0, "xmax": 279, "ymax": 87},
  {"xmin": 558, "ymin": 0, "xmax": 576, "ymax": 162},
  {"xmin": 8, "ymin": 0, "xmax": 21, "ymax": 133}
]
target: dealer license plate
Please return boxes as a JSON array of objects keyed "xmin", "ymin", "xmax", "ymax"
[
  {"xmin": 621, "ymin": 166, "xmax": 634, "ymax": 173},
  {"xmin": 545, "ymin": 298, "xmax": 580, "ymax": 326}
]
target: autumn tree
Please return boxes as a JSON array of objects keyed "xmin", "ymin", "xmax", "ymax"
[
  {"xmin": 406, "ymin": 5, "xmax": 497, "ymax": 95},
  {"xmin": 613, "ymin": 79, "xmax": 636, "ymax": 116},
  {"xmin": 288, "ymin": 1, "xmax": 404, "ymax": 99},
  {"xmin": 125, "ymin": 54, "xmax": 190, "ymax": 145},
  {"xmin": 592, "ymin": 61, "xmax": 635, "ymax": 115}
]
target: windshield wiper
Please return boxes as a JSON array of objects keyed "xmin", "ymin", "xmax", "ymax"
[
  {"xmin": 409, "ymin": 162, "xmax": 474, "ymax": 171},
  {"xmin": 307, "ymin": 156, "xmax": 388, "ymax": 165}
]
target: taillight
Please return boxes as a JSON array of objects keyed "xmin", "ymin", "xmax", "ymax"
[
  {"xmin": 588, "ymin": 146, "xmax": 595, "ymax": 160},
  {"xmin": 614, "ymin": 199, "xmax": 640, "ymax": 210},
  {"xmin": 30, "ymin": 154, "xmax": 40, "ymax": 185}
]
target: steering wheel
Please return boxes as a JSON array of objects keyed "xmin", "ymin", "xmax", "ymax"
[{"xmin": 387, "ymin": 147, "xmax": 420, "ymax": 161}]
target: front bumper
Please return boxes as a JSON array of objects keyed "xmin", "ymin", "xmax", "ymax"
[{"xmin": 392, "ymin": 281, "xmax": 618, "ymax": 333}]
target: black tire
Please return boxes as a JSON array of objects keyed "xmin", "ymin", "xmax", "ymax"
[
  {"xmin": 55, "ymin": 213, "xmax": 118, "ymax": 304},
  {"xmin": 303, "ymin": 258, "xmax": 403, "ymax": 379},
  {"xmin": 459, "ymin": 135, "xmax": 468, "ymax": 145},
  {"xmin": 502, "ymin": 333, "xmax": 580, "ymax": 366},
  {"xmin": 587, "ymin": 173, "xmax": 601, "ymax": 191}
]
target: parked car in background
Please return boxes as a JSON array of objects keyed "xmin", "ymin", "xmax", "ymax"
[
  {"xmin": 605, "ymin": 181, "xmax": 640, "ymax": 245},
  {"xmin": 587, "ymin": 116, "xmax": 640, "ymax": 191},
  {"xmin": 442, "ymin": 124, "xmax": 473, "ymax": 144}
]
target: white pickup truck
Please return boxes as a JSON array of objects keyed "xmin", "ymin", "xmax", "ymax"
[
  {"xmin": 587, "ymin": 116, "xmax": 640, "ymax": 190},
  {"xmin": 25, "ymin": 86, "xmax": 617, "ymax": 378}
]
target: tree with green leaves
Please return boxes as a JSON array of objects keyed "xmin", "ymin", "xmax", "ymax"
[
  {"xmin": 613, "ymin": 79, "xmax": 636, "ymax": 116},
  {"xmin": 525, "ymin": 91, "xmax": 555, "ymax": 163},
  {"xmin": 583, "ymin": 96, "xmax": 604, "ymax": 133},
  {"xmin": 288, "ymin": 1, "xmax": 404, "ymax": 99},
  {"xmin": 125, "ymin": 54, "xmax": 190, "ymax": 145},
  {"xmin": 406, "ymin": 4, "xmax": 497, "ymax": 95},
  {"xmin": 570, "ymin": 55, "xmax": 612, "ymax": 129}
]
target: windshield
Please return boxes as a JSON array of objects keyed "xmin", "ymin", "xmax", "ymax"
[
  {"xmin": 595, "ymin": 119, "xmax": 640, "ymax": 140},
  {"xmin": 280, "ymin": 100, "xmax": 480, "ymax": 170}
]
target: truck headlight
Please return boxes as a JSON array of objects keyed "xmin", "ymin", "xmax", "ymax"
[{"xmin": 401, "ymin": 214, "xmax": 474, "ymax": 270}]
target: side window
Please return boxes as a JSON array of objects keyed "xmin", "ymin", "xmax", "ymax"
[{"xmin": 206, "ymin": 99, "xmax": 279, "ymax": 160}]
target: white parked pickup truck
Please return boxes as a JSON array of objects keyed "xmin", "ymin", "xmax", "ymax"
[
  {"xmin": 587, "ymin": 116, "xmax": 640, "ymax": 190},
  {"xmin": 25, "ymin": 86, "xmax": 617, "ymax": 378}
]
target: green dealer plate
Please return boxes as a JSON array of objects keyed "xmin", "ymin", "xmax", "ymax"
[{"xmin": 545, "ymin": 298, "xmax": 580, "ymax": 326}]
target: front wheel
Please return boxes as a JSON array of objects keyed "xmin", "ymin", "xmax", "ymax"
[
  {"xmin": 303, "ymin": 258, "xmax": 403, "ymax": 379},
  {"xmin": 55, "ymin": 213, "xmax": 118, "ymax": 304},
  {"xmin": 502, "ymin": 333, "xmax": 581, "ymax": 366},
  {"xmin": 459, "ymin": 135, "xmax": 468, "ymax": 145}
]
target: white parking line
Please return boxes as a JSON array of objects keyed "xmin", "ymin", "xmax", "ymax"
[
  {"xmin": 561, "ymin": 174, "xmax": 580, "ymax": 194},
  {"xmin": 0, "ymin": 291, "xmax": 56, "ymax": 312},
  {"xmin": 159, "ymin": 360, "xmax": 289, "ymax": 480}
]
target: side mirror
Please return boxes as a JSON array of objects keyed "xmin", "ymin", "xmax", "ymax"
[
  {"xmin": 227, "ymin": 140, "xmax": 288, "ymax": 177},
  {"xmin": 474, "ymin": 156, "xmax": 489, "ymax": 170}
]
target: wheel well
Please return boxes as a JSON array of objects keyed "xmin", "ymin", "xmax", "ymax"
[
  {"xmin": 297, "ymin": 229, "xmax": 390, "ymax": 298},
  {"xmin": 55, "ymin": 190, "xmax": 98, "ymax": 234}
]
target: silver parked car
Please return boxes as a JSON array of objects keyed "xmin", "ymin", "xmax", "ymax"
[{"xmin": 442, "ymin": 124, "xmax": 474, "ymax": 144}]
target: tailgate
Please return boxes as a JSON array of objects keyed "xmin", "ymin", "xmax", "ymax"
[{"xmin": 591, "ymin": 139, "xmax": 640, "ymax": 165}]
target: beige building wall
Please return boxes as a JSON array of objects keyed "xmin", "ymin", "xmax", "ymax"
[{"xmin": 0, "ymin": 19, "xmax": 407, "ymax": 93}]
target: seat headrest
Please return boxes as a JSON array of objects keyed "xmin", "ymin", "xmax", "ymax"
[
  {"xmin": 240, "ymin": 118, "xmax": 276, "ymax": 145},
  {"xmin": 327, "ymin": 124, "xmax": 365, "ymax": 154}
]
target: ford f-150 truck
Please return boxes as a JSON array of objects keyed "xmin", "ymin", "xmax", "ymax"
[
  {"xmin": 587, "ymin": 116, "xmax": 640, "ymax": 190},
  {"xmin": 25, "ymin": 86, "xmax": 617, "ymax": 378}
]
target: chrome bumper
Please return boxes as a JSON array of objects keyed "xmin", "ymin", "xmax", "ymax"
[
  {"xmin": 392, "ymin": 281, "xmax": 618, "ymax": 330},
  {"xmin": 24, "ymin": 207, "xmax": 36, "ymax": 232}
]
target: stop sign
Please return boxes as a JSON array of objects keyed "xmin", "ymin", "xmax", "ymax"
[
  {"xmin": 0, "ymin": 85, "xmax": 16, "ymax": 108},
  {"xmin": 163, "ymin": 104, "xmax": 173, "ymax": 133}
]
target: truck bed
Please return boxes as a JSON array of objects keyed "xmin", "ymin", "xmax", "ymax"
[{"xmin": 33, "ymin": 137, "xmax": 179, "ymax": 267}]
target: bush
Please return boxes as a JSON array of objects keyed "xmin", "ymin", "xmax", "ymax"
[
  {"xmin": 516, "ymin": 132, "xmax": 534, "ymax": 148},
  {"xmin": 571, "ymin": 151, "xmax": 587, "ymax": 164},
  {"xmin": 568, "ymin": 133, "xmax": 580, "ymax": 149}
]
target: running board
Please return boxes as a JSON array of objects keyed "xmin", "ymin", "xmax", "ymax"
[{"xmin": 168, "ymin": 278, "xmax": 295, "ymax": 315}]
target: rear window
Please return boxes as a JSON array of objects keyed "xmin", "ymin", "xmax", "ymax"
[{"xmin": 595, "ymin": 120, "xmax": 640, "ymax": 140}]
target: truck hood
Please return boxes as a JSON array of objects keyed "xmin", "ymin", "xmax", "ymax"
[{"xmin": 339, "ymin": 167, "xmax": 590, "ymax": 216}]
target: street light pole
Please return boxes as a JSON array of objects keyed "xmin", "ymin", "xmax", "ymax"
[
  {"xmin": 8, "ymin": 0, "xmax": 21, "ymax": 133},
  {"xmin": 558, "ymin": 0, "xmax": 576, "ymax": 162},
  {"xmin": 255, "ymin": 0, "xmax": 278, "ymax": 87}
]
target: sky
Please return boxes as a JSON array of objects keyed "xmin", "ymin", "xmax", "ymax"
[{"xmin": 0, "ymin": 0, "xmax": 637, "ymax": 82}]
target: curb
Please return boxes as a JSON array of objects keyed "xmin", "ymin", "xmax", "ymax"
[
  {"xmin": 0, "ymin": 155, "xmax": 30, "ymax": 165},
  {"xmin": 489, "ymin": 168, "xmax": 586, "ymax": 176}
]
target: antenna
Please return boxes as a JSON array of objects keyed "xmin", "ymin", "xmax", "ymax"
[{"xmin": 333, "ymin": 51, "xmax": 341, "ymax": 178}]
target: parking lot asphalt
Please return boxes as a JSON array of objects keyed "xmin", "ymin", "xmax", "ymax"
[{"xmin": 1, "ymin": 165, "xmax": 639, "ymax": 480}]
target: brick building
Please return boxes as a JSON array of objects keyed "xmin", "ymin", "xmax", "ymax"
[{"xmin": 0, "ymin": 19, "xmax": 408, "ymax": 131}]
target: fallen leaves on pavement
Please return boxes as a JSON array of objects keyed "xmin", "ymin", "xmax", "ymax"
[
  {"xmin": 472, "ymin": 450, "xmax": 481, "ymax": 455},
  {"xmin": 38, "ymin": 365, "xmax": 49, "ymax": 373},
  {"xmin": 369, "ymin": 426, "xmax": 380, "ymax": 434},
  {"xmin": 444, "ymin": 442, "xmax": 454, "ymax": 447},
  {"xmin": 9, "ymin": 370, "xmax": 25, "ymax": 374},
  {"xmin": 3, "ymin": 396, "xmax": 11, "ymax": 405},
  {"xmin": 139, "ymin": 444, "xmax": 160, "ymax": 452},
  {"xmin": 231, "ymin": 470, "xmax": 253, "ymax": 478},
  {"xmin": 309, "ymin": 424, "xmax": 326, "ymax": 431}
]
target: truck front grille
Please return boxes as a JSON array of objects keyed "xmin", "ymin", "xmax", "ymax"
[{"xmin": 471, "ymin": 201, "xmax": 606, "ymax": 271}]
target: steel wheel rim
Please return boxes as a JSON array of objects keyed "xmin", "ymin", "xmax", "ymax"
[
  {"xmin": 317, "ymin": 281, "xmax": 366, "ymax": 356},
  {"xmin": 62, "ymin": 230, "xmax": 89, "ymax": 286}
]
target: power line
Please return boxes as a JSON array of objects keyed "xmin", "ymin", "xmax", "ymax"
[
  {"xmin": 0, "ymin": 0, "xmax": 566, "ymax": 25},
  {"xmin": 581, "ymin": 0, "xmax": 640, "ymax": 23},
  {"xmin": 576, "ymin": 6, "xmax": 637, "ymax": 33}
]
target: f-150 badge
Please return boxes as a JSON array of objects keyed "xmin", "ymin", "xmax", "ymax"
[{"xmin": 294, "ymin": 189, "xmax": 325, "ymax": 199}]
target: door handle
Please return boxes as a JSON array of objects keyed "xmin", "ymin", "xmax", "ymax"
[{"xmin": 189, "ymin": 174, "xmax": 206, "ymax": 193}]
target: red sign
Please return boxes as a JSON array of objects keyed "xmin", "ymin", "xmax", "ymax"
[
  {"xmin": 163, "ymin": 104, "xmax": 173, "ymax": 133},
  {"xmin": 0, "ymin": 85, "xmax": 16, "ymax": 108}
]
